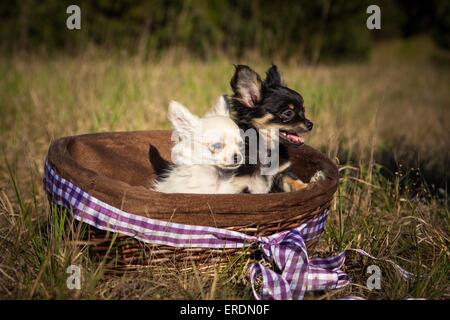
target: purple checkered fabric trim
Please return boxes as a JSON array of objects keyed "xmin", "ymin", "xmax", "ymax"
[{"xmin": 43, "ymin": 160, "xmax": 413, "ymax": 300}]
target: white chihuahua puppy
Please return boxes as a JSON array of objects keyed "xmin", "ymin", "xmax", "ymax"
[{"xmin": 153, "ymin": 97, "xmax": 247, "ymax": 194}]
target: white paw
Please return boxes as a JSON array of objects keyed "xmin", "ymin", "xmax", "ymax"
[{"xmin": 310, "ymin": 170, "xmax": 326, "ymax": 183}]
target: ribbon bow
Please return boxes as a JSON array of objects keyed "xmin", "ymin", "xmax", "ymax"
[
  {"xmin": 249, "ymin": 211, "xmax": 414, "ymax": 300},
  {"xmin": 249, "ymin": 211, "xmax": 348, "ymax": 300}
]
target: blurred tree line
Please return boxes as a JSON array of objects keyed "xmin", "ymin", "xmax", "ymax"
[{"xmin": 0, "ymin": 0, "xmax": 449, "ymax": 61}]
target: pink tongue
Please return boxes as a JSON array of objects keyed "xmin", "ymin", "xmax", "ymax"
[{"xmin": 288, "ymin": 133, "xmax": 304, "ymax": 144}]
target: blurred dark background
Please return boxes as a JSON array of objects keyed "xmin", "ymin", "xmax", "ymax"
[{"xmin": 1, "ymin": 0, "xmax": 449, "ymax": 61}]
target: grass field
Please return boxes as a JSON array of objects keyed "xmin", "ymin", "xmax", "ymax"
[{"xmin": 0, "ymin": 37, "xmax": 449, "ymax": 299}]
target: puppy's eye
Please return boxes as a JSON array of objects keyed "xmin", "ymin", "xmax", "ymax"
[
  {"xmin": 210, "ymin": 143, "xmax": 224, "ymax": 152},
  {"xmin": 280, "ymin": 109, "xmax": 295, "ymax": 122}
]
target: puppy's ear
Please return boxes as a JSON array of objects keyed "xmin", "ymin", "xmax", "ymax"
[
  {"xmin": 205, "ymin": 95, "xmax": 229, "ymax": 117},
  {"xmin": 264, "ymin": 64, "xmax": 283, "ymax": 88},
  {"xmin": 168, "ymin": 101, "xmax": 199, "ymax": 134},
  {"xmin": 230, "ymin": 65, "xmax": 262, "ymax": 108}
]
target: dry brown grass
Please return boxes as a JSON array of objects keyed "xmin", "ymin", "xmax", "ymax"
[{"xmin": 0, "ymin": 37, "xmax": 448, "ymax": 299}]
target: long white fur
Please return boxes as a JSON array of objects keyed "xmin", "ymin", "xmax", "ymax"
[
  {"xmin": 154, "ymin": 97, "xmax": 248, "ymax": 194},
  {"xmin": 153, "ymin": 96, "xmax": 324, "ymax": 194}
]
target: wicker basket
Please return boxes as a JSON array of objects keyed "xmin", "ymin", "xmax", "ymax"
[
  {"xmin": 81, "ymin": 203, "xmax": 329, "ymax": 274},
  {"xmin": 45, "ymin": 130, "xmax": 338, "ymax": 274}
]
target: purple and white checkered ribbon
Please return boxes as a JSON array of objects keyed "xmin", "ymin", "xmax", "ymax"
[{"xmin": 43, "ymin": 160, "xmax": 413, "ymax": 300}]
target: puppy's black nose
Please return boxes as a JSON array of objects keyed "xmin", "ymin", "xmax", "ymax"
[
  {"xmin": 233, "ymin": 153, "xmax": 242, "ymax": 164},
  {"xmin": 305, "ymin": 120, "xmax": 313, "ymax": 131}
]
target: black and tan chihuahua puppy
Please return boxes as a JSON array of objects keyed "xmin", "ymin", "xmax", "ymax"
[{"xmin": 226, "ymin": 64, "xmax": 325, "ymax": 193}]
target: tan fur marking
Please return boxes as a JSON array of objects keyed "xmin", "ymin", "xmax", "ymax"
[
  {"xmin": 251, "ymin": 118, "xmax": 306, "ymax": 133},
  {"xmin": 282, "ymin": 175, "xmax": 308, "ymax": 192},
  {"xmin": 252, "ymin": 113, "xmax": 274, "ymax": 128},
  {"xmin": 299, "ymin": 122, "xmax": 309, "ymax": 131}
]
